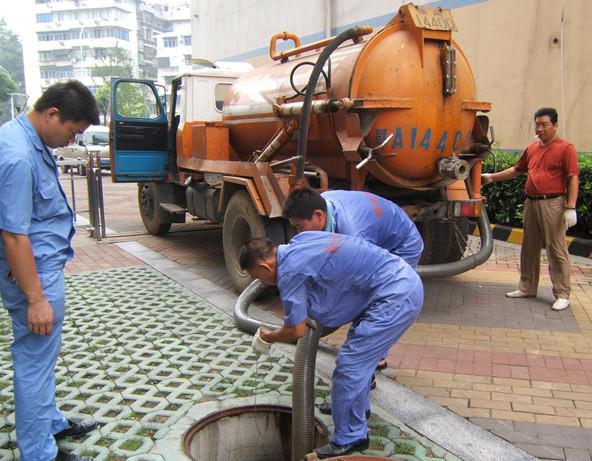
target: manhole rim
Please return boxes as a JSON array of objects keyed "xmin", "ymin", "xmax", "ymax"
[{"xmin": 183, "ymin": 403, "xmax": 328, "ymax": 460}]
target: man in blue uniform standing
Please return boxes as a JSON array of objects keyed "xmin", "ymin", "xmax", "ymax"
[
  {"xmin": 240, "ymin": 233, "xmax": 423, "ymax": 459},
  {"xmin": 0, "ymin": 81, "xmax": 100, "ymax": 461},
  {"xmin": 282, "ymin": 187, "xmax": 424, "ymax": 268}
]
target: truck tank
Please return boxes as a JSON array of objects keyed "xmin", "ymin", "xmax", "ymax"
[
  {"xmin": 109, "ymin": 4, "xmax": 494, "ymax": 292},
  {"xmin": 222, "ymin": 4, "xmax": 490, "ymax": 190}
]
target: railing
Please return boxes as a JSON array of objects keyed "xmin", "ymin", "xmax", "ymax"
[{"xmin": 56, "ymin": 156, "xmax": 107, "ymax": 241}]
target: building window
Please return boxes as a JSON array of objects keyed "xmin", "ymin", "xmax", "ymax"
[
  {"xmin": 215, "ymin": 84, "xmax": 231, "ymax": 111},
  {"xmin": 163, "ymin": 37, "xmax": 178, "ymax": 48},
  {"xmin": 182, "ymin": 35, "xmax": 191, "ymax": 46},
  {"xmin": 184, "ymin": 54, "xmax": 192, "ymax": 64},
  {"xmin": 40, "ymin": 67, "xmax": 74, "ymax": 79},
  {"xmin": 36, "ymin": 13, "xmax": 52, "ymax": 23}
]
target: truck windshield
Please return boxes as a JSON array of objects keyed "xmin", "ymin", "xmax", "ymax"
[{"xmin": 87, "ymin": 132, "xmax": 109, "ymax": 145}]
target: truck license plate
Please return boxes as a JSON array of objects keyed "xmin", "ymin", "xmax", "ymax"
[{"xmin": 407, "ymin": 5, "xmax": 458, "ymax": 32}]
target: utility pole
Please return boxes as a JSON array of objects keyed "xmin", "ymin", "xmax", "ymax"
[{"xmin": 8, "ymin": 93, "xmax": 28, "ymax": 119}]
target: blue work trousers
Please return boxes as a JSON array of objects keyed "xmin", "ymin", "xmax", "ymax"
[
  {"xmin": 0, "ymin": 270, "xmax": 69, "ymax": 461},
  {"xmin": 331, "ymin": 284, "xmax": 423, "ymax": 445}
]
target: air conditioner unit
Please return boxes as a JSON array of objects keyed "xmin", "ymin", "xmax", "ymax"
[{"xmin": 55, "ymin": 22, "xmax": 61, "ymax": 27}]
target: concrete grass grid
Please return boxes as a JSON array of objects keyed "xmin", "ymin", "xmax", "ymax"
[{"xmin": 0, "ymin": 266, "xmax": 456, "ymax": 461}]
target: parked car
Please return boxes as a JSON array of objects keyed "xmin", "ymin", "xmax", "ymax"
[{"xmin": 53, "ymin": 125, "xmax": 110, "ymax": 175}]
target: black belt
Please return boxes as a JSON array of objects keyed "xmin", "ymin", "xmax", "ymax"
[{"xmin": 527, "ymin": 194, "xmax": 562, "ymax": 201}]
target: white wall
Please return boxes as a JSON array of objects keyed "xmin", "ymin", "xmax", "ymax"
[
  {"xmin": 190, "ymin": 0, "xmax": 591, "ymax": 152},
  {"xmin": 191, "ymin": 0, "xmax": 434, "ymax": 64}
]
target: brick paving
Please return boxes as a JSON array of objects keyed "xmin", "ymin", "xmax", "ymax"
[{"xmin": 61, "ymin": 174, "xmax": 592, "ymax": 460}]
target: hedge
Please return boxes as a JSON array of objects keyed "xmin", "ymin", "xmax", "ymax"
[{"xmin": 481, "ymin": 150, "xmax": 592, "ymax": 239}]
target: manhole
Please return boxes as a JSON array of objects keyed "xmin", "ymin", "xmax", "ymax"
[{"xmin": 183, "ymin": 404, "xmax": 327, "ymax": 461}]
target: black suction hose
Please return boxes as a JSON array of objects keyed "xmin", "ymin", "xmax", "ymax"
[
  {"xmin": 291, "ymin": 319, "xmax": 321, "ymax": 461},
  {"xmin": 236, "ymin": 26, "xmax": 372, "ymax": 461},
  {"xmin": 295, "ymin": 26, "xmax": 372, "ymax": 182}
]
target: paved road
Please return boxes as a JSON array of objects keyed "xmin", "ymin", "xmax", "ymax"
[{"xmin": 64, "ymin": 173, "xmax": 592, "ymax": 461}]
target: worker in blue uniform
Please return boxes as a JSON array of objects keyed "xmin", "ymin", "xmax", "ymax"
[
  {"xmin": 240, "ymin": 233, "xmax": 423, "ymax": 459},
  {"xmin": 282, "ymin": 186, "xmax": 424, "ymax": 390},
  {"xmin": 0, "ymin": 81, "xmax": 100, "ymax": 461},
  {"xmin": 282, "ymin": 187, "xmax": 424, "ymax": 268}
]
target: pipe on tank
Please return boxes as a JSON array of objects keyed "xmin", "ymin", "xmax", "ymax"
[{"xmin": 295, "ymin": 25, "xmax": 372, "ymax": 182}]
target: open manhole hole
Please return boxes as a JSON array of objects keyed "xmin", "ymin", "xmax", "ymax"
[{"xmin": 183, "ymin": 404, "xmax": 327, "ymax": 461}]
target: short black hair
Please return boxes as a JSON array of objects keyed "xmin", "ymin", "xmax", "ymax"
[
  {"xmin": 282, "ymin": 187, "xmax": 327, "ymax": 220},
  {"xmin": 34, "ymin": 80, "xmax": 100, "ymax": 125},
  {"xmin": 239, "ymin": 238, "xmax": 277, "ymax": 271},
  {"xmin": 534, "ymin": 107, "xmax": 558, "ymax": 125}
]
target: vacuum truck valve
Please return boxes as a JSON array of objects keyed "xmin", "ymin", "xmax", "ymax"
[{"xmin": 356, "ymin": 134, "xmax": 395, "ymax": 170}]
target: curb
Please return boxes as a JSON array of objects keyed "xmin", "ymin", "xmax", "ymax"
[{"xmin": 470, "ymin": 223, "xmax": 592, "ymax": 258}]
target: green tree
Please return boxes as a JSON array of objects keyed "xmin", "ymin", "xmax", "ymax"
[
  {"xmin": 95, "ymin": 83, "xmax": 111, "ymax": 125},
  {"xmin": 93, "ymin": 46, "xmax": 135, "ymax": 124},
  {"xmin": 92, "ymin": 46, "xmax": 133, "ymax": 80},
  {"xmin": 0, "ymin": 66, "xmax": 18, "ymax": 102},
  {"xmin": 0, "ymin": 20, "xmax": 24, "ymax": 90},
  {"xmin": 115, "ymin": 82, "xmax": 156, "ymax": 119},
  {"xmin": 0, "ymin": 20, "xmax": 25, "ymax": 123}
]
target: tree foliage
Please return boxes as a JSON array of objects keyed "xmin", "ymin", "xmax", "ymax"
[
  {"xmin": 0, "ymin": 20, "xmax": 24, "ymax": 123},
  {"xmin": 482, "ymin": 150, "xmax": 592, "ymax": 238},
  {"xmin": 0, "ymin": 19, "xmax": 24, "ymax": 91},
  {"xmin": 0, "ymin": 66, "xmax": 18, "ymax": 102},
  {"xmin": 93, "ymin": 46, "xmax": 135, "ymax": 124}
]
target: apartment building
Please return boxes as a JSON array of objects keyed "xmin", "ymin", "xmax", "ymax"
[
  {"xmin": 24, "ymin": 0, "xmax": 172, "ymax": 102},
  {"xmin": 155, "ymin": 1, "xmax": 192, "ymax": 87}
]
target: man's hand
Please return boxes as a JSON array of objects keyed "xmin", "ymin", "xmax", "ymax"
[
  {"xmin": 564, "ymin": 209, "xmax": 577, "ymax": 229},
  {"xmin": 251, "ymin": 327, "xmax": 272, "ymax": 356},
  {"xmin": 481, "ymin": 173, "xmax": 493, "ymax": 185},
  {"xmin": 28, "ymin": 298, "xmax": 54, "ymax": 336}
]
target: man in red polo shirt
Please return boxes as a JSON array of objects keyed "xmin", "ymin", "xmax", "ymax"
[{"xmin": 481, "ymin": 107, "xmax": 578, "ymax": 311}]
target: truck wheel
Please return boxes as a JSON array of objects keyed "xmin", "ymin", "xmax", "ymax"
[
  {"xmin": 138, "ymin": 182, "xmax": 172, "ymax": 235},
  {"xmin": 223, "ymin": 190, "xmax": 286, "ymax": 291},
  {"xmin": 418, "ymin": 218, "xmax": 469, "ymax": 265}
]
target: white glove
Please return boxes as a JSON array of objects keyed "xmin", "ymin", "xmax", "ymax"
[
  {"xmin": 481, "ymin": 173, "xmax": 493, "ymax": 185},
  {"xmin": 564, "ymin": 209, "xmax": 577, "ymax": 228},
  {"xmin": 251, "ymin": 327, "xmax": 272, "ymax": 356}
]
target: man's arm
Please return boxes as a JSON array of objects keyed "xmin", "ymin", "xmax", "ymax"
[
  {"xmin": 2, "ymin": 231, "xmax": 53, "ymax": 336},
  {"xmin": 260, "ymin": 321, "xmax": 306, "ymax": 344},
  {"xmin": 482, "ymin": 166, "xmax": 521, "ymax": 185},
  {"xmin": 566, "ymin": 175, "xmax": 579, "ymax": 209}
]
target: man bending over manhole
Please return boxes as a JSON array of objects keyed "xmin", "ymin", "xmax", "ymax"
[{"xmin": 240, "ymin": 232, "xmax": 423, "ymax": 459}]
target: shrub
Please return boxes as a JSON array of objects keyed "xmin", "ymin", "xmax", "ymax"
[{"xmin": 482, "ymin": 149, "xmax": 592, "ymax": 238}]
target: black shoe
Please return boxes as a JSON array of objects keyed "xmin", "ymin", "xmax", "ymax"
[
  {"xmin": 376, "ymin": 359, "xmax": 388, "ymax": 372},
  {"xmin": 55, "ymin": 450, "xmax": 94, "ymax": 461},
  {"xmin": 315, "ymin": 438, "xmax": 369, "ymax": 459},
  {"xmin": 318, "ymin": 402, "xmax": 370, "ymax": 420},
  {"xmin": 55, "ymin": 418, "xmax": 98, "ymax": 439},
  {"xmin": 370, "ymin": 373, "xmax": 377, "ymax": 390}
]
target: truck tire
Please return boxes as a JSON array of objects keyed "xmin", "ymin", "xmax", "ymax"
[
  {"xmin": 138, "ymin": 182, "xmax": 172, "ymax": 236},
  {"xmin": 418, "ymin": 217, "xmax": 469, "ymax": 265},
  {"xmin": 223, "ymin": 190, "xmax": 286, "ymax": 291}
]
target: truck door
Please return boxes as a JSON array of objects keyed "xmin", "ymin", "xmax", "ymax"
[{"xmin": 110, "ymin": 78, "xmax": 168, "ymax": 182}]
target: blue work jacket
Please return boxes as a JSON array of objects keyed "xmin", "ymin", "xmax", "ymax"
[
  {"xmin": 0, "ymin": 114, "xmax": 75, "ymax": 274},
  {"xmin": 277, "ymin": 231, "xmax": 421, "ymax": 328}
]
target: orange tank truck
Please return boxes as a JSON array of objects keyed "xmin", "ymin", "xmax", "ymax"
[{"xmin": 109, "ymin": 3, "xmax": 494, "ymax": 290}]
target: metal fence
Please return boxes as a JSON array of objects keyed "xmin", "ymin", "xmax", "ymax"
[{"xmin": 57, "ymin": 156, "xmax": 106, "ymax": 241}]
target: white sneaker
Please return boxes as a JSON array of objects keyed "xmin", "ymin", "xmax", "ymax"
[
  {"xmin": 505, "ymin": 290, "xmax": 535, "ymax": 298},
  {"xmin": 551, "ymin": 298, "xmax": 570, "ymax": 311}
]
